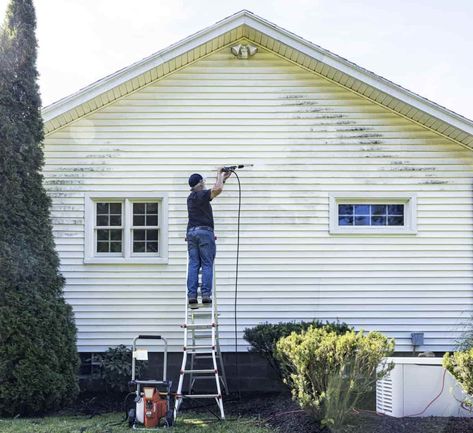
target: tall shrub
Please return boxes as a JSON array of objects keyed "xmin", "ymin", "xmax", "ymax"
[
  {"xmin": 276, "ymin": 327, "xmax": 394, "ymax": 428},
  {"xmin": 0, "ymin": 0, "xmax": 79, "ymax": 416}
]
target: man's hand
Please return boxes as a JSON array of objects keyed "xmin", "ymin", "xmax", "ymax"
[{"xmin": 211, "ymin": 168, "xmax": 227, "ymax": 199}]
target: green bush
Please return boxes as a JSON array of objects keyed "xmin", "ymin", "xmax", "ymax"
[
  {"xmin": 243, "ymin": 320, "xmax": 352, "ymax": 376},
  {"xmin": 276, "ymin": 327, "xmax": 394, "ymax": 428},
  {"xmin": 93, "ymin": 345, "xmax": 147, "ymax": 394},
  {"xmin": 443, "ymin": 349, "xmax": 473, "ymax": 402}
]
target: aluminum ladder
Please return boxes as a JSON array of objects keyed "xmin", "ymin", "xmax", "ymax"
[{"xmin": 173, "ymin": 262, "xmax": 228, "ymax": 421}]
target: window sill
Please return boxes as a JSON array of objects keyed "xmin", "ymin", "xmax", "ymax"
[{"xmin": 83, "ymin": 257, "xmax": 169, "ymax": 265}]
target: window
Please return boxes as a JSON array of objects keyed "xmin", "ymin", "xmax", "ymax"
[
  {"xmin": 338, "ymin": 204, "xmax": 404, "ymax": 227},
  {"xmin": 84, "ymin": 193, "xmax": 168, "ymax": 264},
  {"xmin": 329, "ymin": 193, "xmax": 416, "ymax": 235}
]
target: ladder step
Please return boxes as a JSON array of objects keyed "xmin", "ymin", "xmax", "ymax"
[
  {"xmin": 182, "ymin": 369, "xmax": 216, "ymax": 374},
  {"xmin": 189, "ymin": 336, "xmax": 212, "ymax": 341},
  {"xmin": 193, "ymin": 355, "xmax": 215, "ymax": 359},
  {"xmin": 191, "ymin": 375, "xmax": 219, "ymax": 380},
  {"xmin": 184, "ymin": 344, "xmax": 215, "ymax": 350},
  {"xmin": 178, "ymin": 394, "xmax": 220, "ymax": 399},
  {"xmin": 189, "ymin": 310, "xmax": 213, "ymax": 316},
  {"xmin": 185, "ymin": 345, "xmax": 214, "ymax": 351},
  {"xmin": 182, "ymin": 324, "xmax": 215, "ymax": 330}
]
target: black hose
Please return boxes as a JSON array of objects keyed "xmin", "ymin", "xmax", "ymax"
[
  {"xmin": 122, "ymin": 392, "xmax": 137, "ymax": 422},
  {"xmin": 231, "ymin": 170, "xmax": 242, "ymax": 400}
]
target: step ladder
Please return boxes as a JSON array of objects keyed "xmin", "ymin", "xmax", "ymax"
[{"xmin": 173, "ymin": 262, "xmax": 228, "ymax": 421}]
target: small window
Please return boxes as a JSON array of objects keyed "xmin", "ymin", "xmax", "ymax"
[
  {"xmin": 84, "ymin": 193, "xmax": 168, "ymax": 264},
  {"xmin": 329, "ymin": 193, "xmax": 416, "ymax": 235}
]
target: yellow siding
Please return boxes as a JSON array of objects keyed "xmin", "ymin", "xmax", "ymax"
[{"xmin": 43, "ymin": 44, "xmax": 473, "ymax": 352}]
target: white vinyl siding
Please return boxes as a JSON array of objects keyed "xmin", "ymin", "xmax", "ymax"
[{"xmin": 43, "ymin": 42, "xmax": 473, "ymax": 352}]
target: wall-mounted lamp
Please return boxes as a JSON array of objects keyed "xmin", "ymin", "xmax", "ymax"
[{"xmin": 231, "ymin": 44, "xmax": 258, "ymax": 59}]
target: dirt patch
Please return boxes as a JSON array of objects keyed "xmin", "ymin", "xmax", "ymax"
[{"xmin": 225, "ymin": 393, "xmax": 473, "ymax": 433}]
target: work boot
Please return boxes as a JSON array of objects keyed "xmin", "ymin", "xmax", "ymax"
[
  {"xmin": 202, "ymin": 297, "xmax": 212, "ymax": 306},
  {"xmin": 188, "ymin": 298, "xmax": 198, "ymax": 309}
]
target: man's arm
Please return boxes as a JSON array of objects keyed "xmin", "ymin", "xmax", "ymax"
[{"xmin": 211, "ymin": 169, "xmax": 231, "ymax": 199}]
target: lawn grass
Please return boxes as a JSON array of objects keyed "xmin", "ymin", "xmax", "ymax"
[{"xmin": 0, "ymin": 412, "xmax": 271, "ymax": 433}]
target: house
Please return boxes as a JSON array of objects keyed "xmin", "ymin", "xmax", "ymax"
[{"xmin": 42, "ymin": 10, "xmax": 473, "ymax": 361}]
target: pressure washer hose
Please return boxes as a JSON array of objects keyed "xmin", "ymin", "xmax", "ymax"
[{"xmin": 232, "ymin": 169, "xmax": 242, "ymax": 400}]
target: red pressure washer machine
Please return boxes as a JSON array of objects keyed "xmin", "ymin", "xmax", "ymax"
[{"xmin": 128, "ymin": 335, "xmax": 174, "ymax": 429}]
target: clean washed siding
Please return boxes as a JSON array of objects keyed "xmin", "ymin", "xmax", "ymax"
[{"xmin": 43, "ymin": 42, "xmax": 473, "ymax": 352}]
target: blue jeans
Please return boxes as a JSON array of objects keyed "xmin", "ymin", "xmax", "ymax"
[{"xmin": 187, "ymin": 228, "xmax": 216, "ymax": 299}]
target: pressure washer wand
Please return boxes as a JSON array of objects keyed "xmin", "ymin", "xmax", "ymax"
[{"xmin": 221, "ymin": 164, "xmax": 253, "ymax": 173}]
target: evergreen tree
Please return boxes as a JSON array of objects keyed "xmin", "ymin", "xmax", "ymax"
[{"xmin": 0, "ymin": 0, "xmax": 79, "ymax": 416}]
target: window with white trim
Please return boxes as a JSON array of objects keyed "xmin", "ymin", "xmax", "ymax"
[
  {"xmin": 84, "ymin": 193, "xmax": 168, "ymax": 264},
  {"xmin": 329, "ymin": 193, "xmax": 417, "ymax": 235}
]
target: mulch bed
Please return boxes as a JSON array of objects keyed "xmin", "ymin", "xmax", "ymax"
[
  {"xmin": 225, "ymin": 392, "xmax": 473, "ymax": 433},
  {"xmin": 72, "ymin": 390, "xmax": 473, "ymax": 433}
]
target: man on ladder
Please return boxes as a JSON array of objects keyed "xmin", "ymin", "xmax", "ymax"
[
  {"xmin": 186, "ymin": 169, "xmax": 231, "ymax": 307},
  {"xmin": 174, "ymin": 169, "xmax": 231, "ymax": 423}
]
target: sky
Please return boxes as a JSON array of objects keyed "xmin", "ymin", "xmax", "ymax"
[{"xmin": 1, "ymin": 0, "xmax": 472, "ymax": 120}]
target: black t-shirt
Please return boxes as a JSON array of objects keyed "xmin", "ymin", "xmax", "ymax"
[{"xmin": 187, "ymin": 189, "xmax": 214, "ymax": 231}]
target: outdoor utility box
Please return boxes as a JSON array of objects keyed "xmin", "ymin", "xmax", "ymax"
[{"xmin": 376, "ymin": 357, "xmax": 473, "ymax": 417}]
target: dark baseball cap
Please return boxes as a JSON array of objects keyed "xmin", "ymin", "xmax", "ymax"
[{"xmin": 188, "ymin": 173, "xmax": 203, "ymax": 187}]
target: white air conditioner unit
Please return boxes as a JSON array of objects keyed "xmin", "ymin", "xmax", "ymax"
[{"xmin": 376, "ymin": 357, "xmax": 473, "ymax": 417}]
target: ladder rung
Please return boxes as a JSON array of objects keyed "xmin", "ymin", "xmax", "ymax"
[
  {"xmin": 185, "ymin": 345, "xmax": 214, "ymax": 351},
  {"xmin": 182, "ymin": 324, "xmax": 215, "ymax": 329},
  {"xmin": 189, "ymin": 310, "xmax": 213, "ymax": 315},
  {"xmin": 178, "ymin": 394, "xmax": 220, "ymax": 399},
  {"xmin": 193, "ymin": 355, "xmax": 215, "ymax": 359},
  {"xmin": 189, "ymin": 336, "xmax": 212, "ymax": 341},
  {"xmin": 191, "ymin": 375, "xmax": 219, "ymax": 380},
  {"xmin": 182, "ymin": 369, "xmax": 216, "ymax": 374}
]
